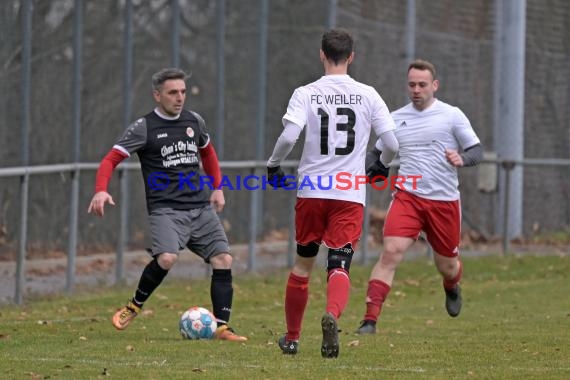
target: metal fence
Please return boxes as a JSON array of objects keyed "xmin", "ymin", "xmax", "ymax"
[
  {"xmin": 2, "ymin": 0, "xmax": 570, "ymax": 303},
  {"xmin": 3, "ymin": 156, "xmax": 569, "ymax": 304},
  {"xmin": 0, "ymin": 160, "xmax": 296, "ymax": 304}
]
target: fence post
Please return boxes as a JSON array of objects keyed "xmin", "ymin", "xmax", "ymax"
[
  {"xmin": 116, "ymin": 0, "xmax": 134, "ymax": 285},
  {"xmin": 287, "ymin": 192, "xmax": 295, "ymax": 267},
  {"xmin": 16, "ymin": 0, "xmax": 33, "ymax": 304},
  {"xmin": 66, "ymin": 168, "xmax": 79, "ymax": 294},
  {"xmin": 248, "ymin": 167, "xmax": 259, "ymax": 271},
  {"xmin": 360, "ymin": 190, "xmax": 371, "ymax": 265},
  {"xmin": 501, "ymin": 161, "xmax": 516, "ymax": 255},
  {"xmin": 216, "ymin": 0, "xmax": 226, "ymax": 159},
  {"xmin": 116, "ymin": 169, "xmax": 128, "ymax": 283},
  {"xmin": 16, "ymin": 175, "xmax": 29, "ymax": 304},
  {"xmin": 170, "ymin": 0, "xmax": 180, "ymax": 67}
]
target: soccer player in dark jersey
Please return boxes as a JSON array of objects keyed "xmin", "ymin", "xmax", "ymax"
[{"xmin": 88, "ymin": 68, "xmax": 246, "ymax": 341}]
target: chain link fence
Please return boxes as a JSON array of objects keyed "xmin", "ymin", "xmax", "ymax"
[{"xmin": 1, "ymin": 0, "xmax": 569, "ymax": 302}]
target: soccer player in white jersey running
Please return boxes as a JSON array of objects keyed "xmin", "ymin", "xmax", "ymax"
[
  {"xmin": 266, "ymin": 28, "xmax": 399, "ymax": 358},
  {"xmin": 355, "ymin": 59, "xmax": 484, "ymax": 335}
]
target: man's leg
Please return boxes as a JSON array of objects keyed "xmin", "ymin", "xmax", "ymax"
[
  {"xmin": 425, "ymin": 198, "xmax": 462, "ymax": 317},
  {"xmin": 209, "ymin": 253, "xmax": 233, "ymax": 324},
  {"xmin": 318, "ymin": 200, "xmax": 363, "ymax": 357},
  {"xmin": 356, "ymin": 236, "xmax": 414, "ymax": 334},
  {"xmin": 186, "ymin": 205, "xmax": 247, "ymax": 341},
  {"xmin": 112, "ymin": 252, "xmax": 175, "ymax": 330},
  {"xmin": 284, "ymin": 247, "xmax": 318, "ymax": 341},
  {"xmin": 325, "ymin": 251, "xmax": 352, "ymax": 320},
  {"xmin": 434, "ymin": 254, "xmax": 463, "ymax": 317},
  {"xmin": 318, "ymin": 244, "xmax": 354, "ymax": 359},
  {"xmin": 278, "ymin": 198, "xmax": 324, "ymax": 354},
  {"xmin": 207, "ymin": 252, "xmax": 247, "ymax": 342}
]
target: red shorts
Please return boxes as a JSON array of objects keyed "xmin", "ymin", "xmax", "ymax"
[
  {"xmin": 295, "ymin": 198, "xmax": 363, "ymax": 249},
  {"xmin": 383, "ymin": 190, "xmax": 461, "ymax": 257}
]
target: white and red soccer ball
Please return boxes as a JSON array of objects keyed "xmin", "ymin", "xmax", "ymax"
[{"xmin": 179, "ymin": 306, "xmax": 217, "ymax": 340}]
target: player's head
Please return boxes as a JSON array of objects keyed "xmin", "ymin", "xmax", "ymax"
[
  {"xmin": 151, "ymin": 68, "xmax": 188, "ymax": 117},
  {"xmin": 407, "ymin": 59, "xmax": 439, "ymax": 111},
  {"xmin": 320, "ymin": 28, "xmax": 354, "ymax": 66}
]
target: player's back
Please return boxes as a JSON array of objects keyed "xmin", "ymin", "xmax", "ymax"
[{"xmin": 283, "ymin": 74, "xmax": 394, "ymax": 205}]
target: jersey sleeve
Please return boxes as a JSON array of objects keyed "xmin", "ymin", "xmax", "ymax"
[
  {"xmin": 452, "ymin": 107, "xmax": 480, "ymax": 150},
  {"xmin": 191, "ymin": 111, "xmax": 211, "ymax": 148},
  {"xmin": 376, "ymin": 130, "xmax": 399, "ymax": 165},
  {"xmin": 199, "ymin": 143, "xmax": 222, "ymax": 187},
  {"xmin": 369, "ymin": 89, "xmax": 396, "ymax": 136},
  {"xmin": 113, "ymin": 118, "xmax": 148, "ymax": 156},
  {"xmin": 267, "ymin": 120, "xmax": 303, "ymax": 167},
  {"xmin": 282, "ymin": 88, "xmax": 308, "ymax": 128},
  {"xmin": 94, "ymin": 148, "xmax": 129, "ymax": 193}
]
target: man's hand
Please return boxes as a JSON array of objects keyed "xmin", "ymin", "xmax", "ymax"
[
  {"xmin": 210, "ymin": 189, "xmax": 225, "ymax": 213},
  {"xmin": 267, "ymin": 165, "xmax": 290, "ymax": 188},
  {"xmin": 87, "ymin": 191, "xmax": 115, "ymax": 217},
  {"xmin": 445, "ymin": 149, "xmax": 464, "ymax": 167},
  {"xmin": 365, "ymin": 148, "xmax": 390, "ymax": 183}
]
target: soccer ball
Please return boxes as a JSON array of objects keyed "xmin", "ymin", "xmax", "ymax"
[{"xmin": 179, "ymin": 306, "xmax": 217, "ymax": 340}]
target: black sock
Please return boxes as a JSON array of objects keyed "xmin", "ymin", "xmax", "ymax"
[
  {"xmin": 211, "ymin": 269, "xmax": 233, "ymax": 325},
  {"xmin": 132, "ymin": 258, "xmax": 169, "ymax": 308}
]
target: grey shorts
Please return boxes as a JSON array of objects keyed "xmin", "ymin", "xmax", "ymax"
[{"xmin": 148, "ymin": 205, "xmax": 230, "ymax": 263}]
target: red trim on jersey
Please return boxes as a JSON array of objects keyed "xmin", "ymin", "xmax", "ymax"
[
  {"xmin": 295, "ymin": 198, "xmax": 363, "ymax": 249},
  {"xmin": 94, "ymin": 148, "xmax": 128, "ymax": 193},
  {"xmin": 199, "ymin": 143, "xmax": 222, "ymax": 188}
]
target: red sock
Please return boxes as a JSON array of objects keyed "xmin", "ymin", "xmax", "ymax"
[
  {"xmin": 443, "ymin": 260, "xmax": 463, "ymax": 290},
  {"xmin": 326, "ymin": 269, "xmax": 350, "ymax": 319},
  {"xmin": 285, "ymin": 272, "xmax": 309, "ymax": 341},
  {"xmin": 364, "ymin": 279, "xmax": 391, "ymax": 322}
]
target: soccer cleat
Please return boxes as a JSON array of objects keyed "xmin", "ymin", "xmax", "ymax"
[
  {"xmin": 214, "ymin": 325, "xmax": 248, "ymax": 342},
  {"xmin": 355, "ymin": 319, "xmax": 377, "ymax": 335},
  {"xmin": 445, "ymin": 284, "xmax": 462, "ymax": 317},
  {"xmin": 278, "ymin": 335, "xmax": 299, "ymax": 355},
  {"xmin": 320, "ymin": 312, "xmax": 339, "ymax": 358},
  {"xmin": 112, "ymin": 301, "xmax": 141, "ymax": 330}
]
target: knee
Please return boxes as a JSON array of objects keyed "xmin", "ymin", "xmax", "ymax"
[
  {"xmin": 379, "ymin": 245, "xmax": 405, "ymax": 268},
  {"xmin": 435, "ymin": 257, "xmax": 459, "ymax": 278},
  {"xmin": 327, "ymin": 244, "xmax": 354, "ymax": 273},
  {"xmin": 292, "ymin": 243, "xmax": 319, "ymax": 277},
  {"xmin": 440, "ymin": 261, "xmax": 455, "ymax": 274},
  {"xmin": 157, "ymin": 252, "xmax": 178, "ymax": 269},
  {"xmin": 210, "ymin": 252, "xmax": 232, "ymax": 269},
  {"xmin": 292, "ymin": 255, "xmax": 317, "ymax": 277}
]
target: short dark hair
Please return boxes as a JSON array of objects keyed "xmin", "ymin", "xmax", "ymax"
[
  {"xmin": 151, "ymin": 68, "xmax": 188, "ymax": 91},
  {"xmin": 408, "ymin": 59, "xmax": 437, "ymax": 79},
  {"xmin": 321, "ymin": 28, "xmax": 354, "ymax": 65}
]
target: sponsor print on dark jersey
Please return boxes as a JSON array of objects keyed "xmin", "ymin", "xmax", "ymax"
[{"xmin": 116, "ymin": 110, "xmax": 211, "ymax": 212}]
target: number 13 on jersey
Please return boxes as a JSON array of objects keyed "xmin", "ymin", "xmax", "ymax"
[{"xmin": 318, "ymin": 107, "xmax": 356, "ymax": 156}]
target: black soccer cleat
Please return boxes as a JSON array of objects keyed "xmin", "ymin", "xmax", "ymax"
[
  {"xmin": 278, "ymin": 335, "xmax": 299, "ymax": 355},
  {"xmin": 445, "ymin": 284, "xmax": 462, "ymax": 317},
  {"xmin": 320, "ymin": 312, "xmax": 339, "ymax": 358},
  {"xmin": 355, "ymin": 319, "xmax": 377, "ymax": 335}
]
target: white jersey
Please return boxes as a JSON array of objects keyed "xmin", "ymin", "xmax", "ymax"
[
  {"xmin": 391, "ymin": 99, "xmax": 480, "ymax": 200},
  {"xmin": 283, "ymin": 74, "xmax": 395, "ymax": 205}
]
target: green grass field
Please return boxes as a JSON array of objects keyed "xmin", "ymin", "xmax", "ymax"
[{"xmin": 0, "ymin": 254, "xmax": 569, "ymax": 379}]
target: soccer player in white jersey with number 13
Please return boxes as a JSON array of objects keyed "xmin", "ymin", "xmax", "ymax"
[
  {"xmin": 355, "ymin": 59, "xmax": 484, "ymax": 335},
  {"xmin": 266, "ymin": 28, "xmax": 399, "ymax": 358}
]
